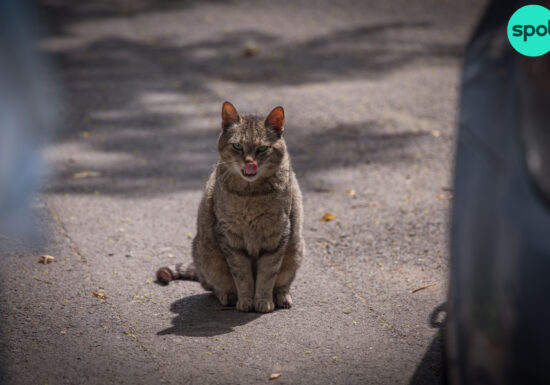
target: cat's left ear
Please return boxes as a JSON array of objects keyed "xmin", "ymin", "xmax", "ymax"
[{"xmin": 265, "ymin": 106, "xmax": 284, "ymax": 135}]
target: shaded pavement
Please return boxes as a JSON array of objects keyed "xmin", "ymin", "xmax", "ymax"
[{"xmin": 0, "ymin": 1, "xmax": 486, "ymax": 384}]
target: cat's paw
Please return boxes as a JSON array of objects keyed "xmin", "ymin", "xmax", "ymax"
[
  {"xmin": 227, "ymin": 293, "xmax": 237, "ymax": 306},
  {"xmin": 254, "ymin": 298, "xmax": 275, "ymax": 313},
  {"xmin": 275, "ymin": 292, "xmax": 293, "ymax": 309},
  {"xmin": 236, "ymin": 297, "xmax": 254, "ymax": 312},
  {"xmin": 156, "ymin": 267, "xmax": 173, "ymax": 285},
  {"xmin": 215, "ymin": 291, "xmax": 237, "ymax": 307}
]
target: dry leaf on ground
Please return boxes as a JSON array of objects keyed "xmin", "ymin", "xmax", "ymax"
[
  {"xmin": 242, "ymin": 41, "xmax": 259, "ymax": 57},
  {"xmin": 39, "ymin": 255, "xmax": 55, "ymax": 264},
  {"xmin": 321, "ymin": 213, "xmax": 335, "ymax": 222},
  {"xmin": 92, "ymin": 291, "xmax": 107, "ymax": 299},
  {"xmin": 72, "ymin": 171, "xmax": 102, "ymax": 179},
  {"xmin": 269, "ymin": 373, "xmax": 281, "ymax": 380},
  {"xmin": 33, "ymin": 277, "xmax": 53, "ymax": 284},
  {"xmin": 411, "ymin": 282, "xmax": 436, "ymax": 293}
]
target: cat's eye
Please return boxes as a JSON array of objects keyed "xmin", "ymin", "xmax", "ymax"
[
  {"xmin": 232, "ymin": 143, "xmax": 243, "ymax": 151},
  {"xmin": 257, "ymin": 146, "xmax": 269, "ymax": 153}
]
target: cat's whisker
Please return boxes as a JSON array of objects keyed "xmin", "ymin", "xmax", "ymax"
[
  {"xmin": 216, "ymin": 160, "xmax": 239, "ymax": 166},
  {"xmin": 220, "ymin": 167, "xmax": 235, "ymax": 185},
  {"xmin": 216, "ymin": 165, "xmax": 232, "ymax": 185}
]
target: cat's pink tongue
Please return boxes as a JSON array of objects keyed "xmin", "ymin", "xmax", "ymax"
[{"xmin": 243, "ymin": 162, "xmax": 258, "ymax": 175}]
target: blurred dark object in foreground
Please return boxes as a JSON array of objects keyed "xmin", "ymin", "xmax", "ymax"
[
  {"xmin": 447, "ymin": 0, "xmax": 550, "ymax": 384},
  {"xmin": 0, "ymin": 1, "xmax": 57, "ymax": 239}
]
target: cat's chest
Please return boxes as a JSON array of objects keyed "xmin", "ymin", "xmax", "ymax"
[{"xmin": 215, "ymin": 192, "xmax": 290, "ymax": 256}]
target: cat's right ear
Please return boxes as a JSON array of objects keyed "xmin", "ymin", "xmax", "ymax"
[{"xmin": 221, "ymin": 101, "xmax": 240, "ymax": 130}]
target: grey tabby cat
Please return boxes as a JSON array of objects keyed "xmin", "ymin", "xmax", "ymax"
[{"xmin": 156, "ymin": 101, "xmax": 304, "ymax": 313}]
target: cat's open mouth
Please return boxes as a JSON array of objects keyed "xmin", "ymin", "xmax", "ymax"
[
  {"xmin": 242, "ymin": 170, "xmax": 257, "ymax": 178},
  {"xmin": 242, "ymin": 162, "xmax": 258, "ymax": 177}
]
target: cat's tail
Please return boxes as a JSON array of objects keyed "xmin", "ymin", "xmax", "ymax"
[{"xmin": 156, "ymin": 262, "xmax": 198, "ymax": 285}]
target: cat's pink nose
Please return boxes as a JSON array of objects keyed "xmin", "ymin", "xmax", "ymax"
[{"xmin": 243, "ymin": 162, "xmax": 258, "ymax": 176}]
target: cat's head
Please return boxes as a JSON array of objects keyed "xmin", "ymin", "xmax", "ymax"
[{"xmin": 217, "ymin": 101, "xmax": 286, "ymax": 182}]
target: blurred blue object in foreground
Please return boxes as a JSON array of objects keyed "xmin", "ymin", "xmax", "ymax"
[
  {"xmin": 447, "ymin": 0, "xmax": 550, "ymax": 384},
  {"xmin": 0, "ymin": 1, "xmax": 57, "ymax": 239}
]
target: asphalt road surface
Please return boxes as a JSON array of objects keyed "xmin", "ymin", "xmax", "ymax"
[{"xmin": 0, "ymin": 1, "xmax": 487, "ymax": 384}]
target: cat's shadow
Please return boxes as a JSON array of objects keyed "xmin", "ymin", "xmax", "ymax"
[{"xmin": 157, "ymin": 293, "xmax": 261, "ymax": 337}]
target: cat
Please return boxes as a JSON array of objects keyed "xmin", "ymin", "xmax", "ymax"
[{"xmin": 156, "ymin": 101, "xmax": 304, "ymax": 313}]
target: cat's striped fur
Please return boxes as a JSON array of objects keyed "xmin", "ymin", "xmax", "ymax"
[{"xmin": 156, "ymin": 102, "xmax": 304, "ymax": 313}]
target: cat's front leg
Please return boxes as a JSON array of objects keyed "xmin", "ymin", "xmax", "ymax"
[
  {"xmin": 223, "ymin": 249, "xmax": 255, "ymax": 312},
  {"xmin": 255, "ymin": 250, "xmax": 286, "ymax": 313}
]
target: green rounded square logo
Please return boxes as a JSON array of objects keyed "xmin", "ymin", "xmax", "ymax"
[{"xmin": 508, "ymin": 4, "xmax": 550, "ymax": 56}]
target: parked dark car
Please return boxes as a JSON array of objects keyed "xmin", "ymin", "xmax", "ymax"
[{"xmin": 447, "ymin": 1, "xmax": 550, "ymax": 384}]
